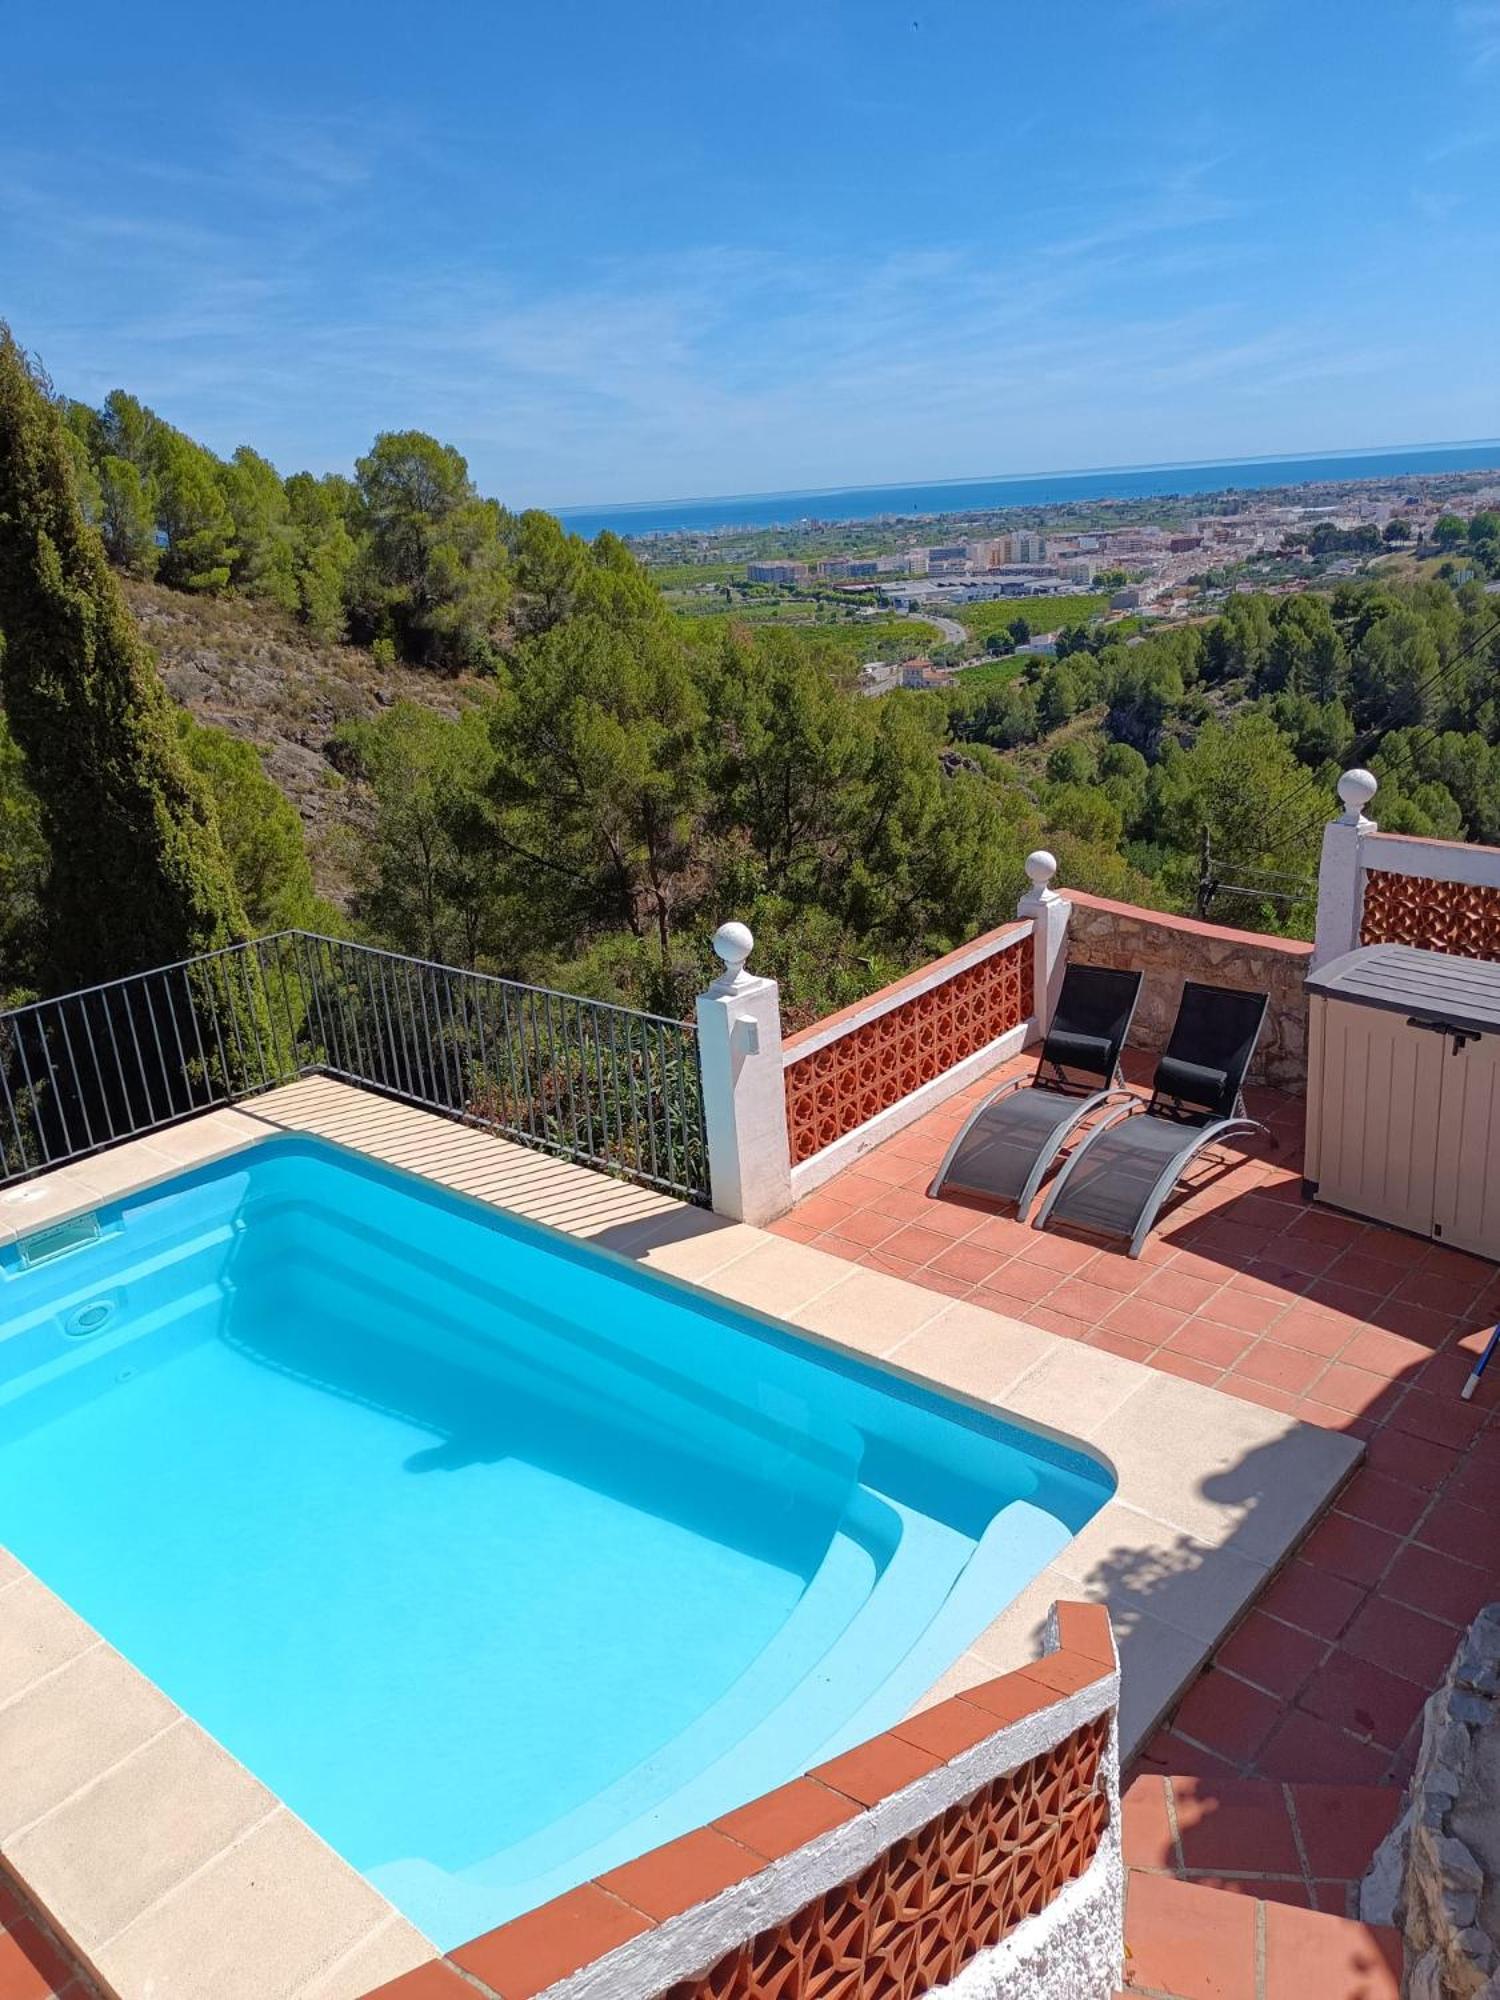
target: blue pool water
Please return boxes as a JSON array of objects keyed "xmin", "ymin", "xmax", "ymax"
[{"xmin": 0, "ymin": 1137, "xmax": 1112, "ymax": 1947}]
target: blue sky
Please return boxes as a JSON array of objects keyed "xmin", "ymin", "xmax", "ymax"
[{"xmin": 3, "ymin": 1, "xmax": 1498, "ymax": 507}]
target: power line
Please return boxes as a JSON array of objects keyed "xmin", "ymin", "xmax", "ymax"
[{"xmin": 1207, "ymin": 609, "xmax": 1500, "ymax": 863}]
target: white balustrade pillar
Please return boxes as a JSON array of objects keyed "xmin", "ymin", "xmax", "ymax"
[
  {"xmin": 695, "ymin": 922, "xmax": 793, "ymax": 1226},
  {"xmin": 1017, "ymin": 850, "xmax": 1071, "ymax": 1036},
  {"xmin": 1311, "ymin": 769, "xmax": 1378, "ymax": 969}
]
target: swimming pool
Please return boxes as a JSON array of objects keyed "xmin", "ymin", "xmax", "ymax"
[{"xmin": 0, "ymin": 1136, "xmax": 1112, "ymax": 1949}]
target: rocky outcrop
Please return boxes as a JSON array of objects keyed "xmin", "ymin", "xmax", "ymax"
[
  {"xmin": 1362, "ymin": 1604, "xmax": 1500, "ymax": 2000},
  {"xmin": 1062, "ymin": 891, "xmax": 1312, "ymax": 1092}
]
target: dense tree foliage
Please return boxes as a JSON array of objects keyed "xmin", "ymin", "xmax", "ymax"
[
  {"xmin": 6, "ymin": 347, "xmax": 1499, "ymax": 1029},
  {"xmin": 0, "ymin": 328, "xmax": 248, "ymax": 986},
  {"xmin": 59, "ymin": 392, "xmax": 514, "ymax": 672}
]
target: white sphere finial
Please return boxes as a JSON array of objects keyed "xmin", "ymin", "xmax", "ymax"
[
  {"xmin": 711, "ymin": 920, "xmax": 755, "ymax": 990},
  {"xmin": 1025, "ymin": 850, "xmax": 1058, "ymax": 891},
  {"xmin": 1336, "ymin": 768, "xmax": 1378, "ymax": 828}
]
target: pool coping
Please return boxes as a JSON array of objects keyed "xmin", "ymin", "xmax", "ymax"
[{"xmin": 0, "ymin": 1080, "xmax": 1364, "ymax": 1997}]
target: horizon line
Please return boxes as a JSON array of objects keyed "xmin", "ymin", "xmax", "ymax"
[{"xmin": 551, "ymin": 436, "xmax": 1500, "ymax": 523}]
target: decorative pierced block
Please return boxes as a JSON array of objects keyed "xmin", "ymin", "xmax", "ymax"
[
  {"xmin": 663, "ymin": 1713, "xmax": 1110, "ymax": 2000},
  {"xmin": 784, "ymin": 935, "xmax": 1033, "ymax": 1167},
  {"xmin": 1360, "ymin": 869, "xmax": 1500, "ymax": 958}
]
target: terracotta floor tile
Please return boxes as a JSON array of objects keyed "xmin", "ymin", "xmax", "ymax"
[
  {"xmin": 913, "ymin": 1197, "xmax": 989, "ymax": 1240},
  {"xmin": 1340, "ymin": 1597, "xmax": 1460, "ymax": 1688},
  {"xmin": 1411, "ymin": 1489, "xmax": 1491, "ymax": 1557},
  {"xmin": 1137, "ymin": 1266, "xmax": 1224, "ymax": 1314},
  {"xmin": 1339, "ymin": 1324, "xmax": 1439, "ymax": 1377},
  {"xmin": 880, "ymin": 1223, "xmax": 953, "ymax": 1266},
  {"xmin": 1284, "ymin": 1208, "xmax": 1369, "ymax": 1249},
  {"xmin": 1088, "ymin": 1326, "xmax": 1159, "ymax": 1364},
  {"xmin": 1389, "ymin": 1385, "xmax": 1487, "ymax": 1450},
  {"xmin": 1447, "ymin": 1449, "xmax": 1500, "ymax": 1513},
  {"xmin": 1120, "ymin": 1776, "xmax": 1176, "ymax": 1872},
  {"xmin": 1172, "ymin": 1670, "xmax": 1284, "ymax": 1765},
  {"xmin": 1230, "ymin": 1379, "xmax": 1303, "ymax": 1417},
  {"xmin": 1262, "ymin": 1899, "xmax": 1401, "ymax": 2000},
  {"xmin": 855, "ymin": 1148, "xmax": 922, "ymax": 1188},
  {"xmin": 1074, "ymin": 1250, "xmax": 1145, "ymax": 1293},
  {"xmin": 1265, "ymin": 1306, "xmax": 1355, "ymax": 1358},
  {"xmin": 858, "ymin": 1248, "xmax": 923, "ymax": 1281},
  {"xmin": 1306, "ymin": 1362, "xmax": 1402, "ymax": 1419},
  {"xmin": 1124, "ymin": 1872, "xmax": 1257, "ymax": 2000},
  {"xmin": 928, "ymin": 1239, "xmax": 1009, "ymax": 1286},
  {"xmin": 964, "ymin": 1212, "xmax": 1035, "ymax": 1253},
  {"xmin": 1196, "ymin": 1286, "xmax": 1286, "ymax": 1334},
  {"xmin": 1026, "ymin": 1303, "xmax": 1099, "ymax": 1341},
  {"xmin": 768, "ymin": 1214, "xmax": 822, "ymax": 1242},
  {"xmin": 1254, "ymin": 1711, "xmax": 1392, "ymax": 1785},
  {"xmin": 1213, "ymin": 1610, "xmax": 1326, "ymax": 1700},
  {"xmin": 1101, "ymin": 1296, "xmax": 1188, "ymax": 1345},
  {"xmin": 1392, "ymin": 1265, "xmax": 1489, "ymax": 1316},
  {"xmin": 1384, "ymin": 1543, "xmax": 1494, "ymax": 1625},
  {"xmin": 1333, "ymin": 1469, "xmax": 1430, "ymax": 1537},
  {"xmin": 1014, "ymin": 1230, "xmax": 1100, "ymax": 1274},
  {"xmin": 0, "ymin": 1924, "xmax": 70, "ymax": 2000},
  {"xmin": 822, "ymin": 1205, "xmax": 903, "ymax": 1250},
  {"xmin": 1360, "ymin": 1426, "xmax": 1458, "ymax": 1489},
  {"xmin": 1047, "ymin": 1275, "xmax": 1134, "ymax": 1324},
  {"xmin": 1189, "ymin": 1874, "xmax": 1313, "ymax": 1909},
  {"xmin": 1298, "ymin": 1652, "xmax": 1427, "ymax": 1752},
  {"xmin": 913, "ymin": 1268, "xmax": 973, "ymax": 1300},
  {"xmin": 1254, "ymin": 1561, "xmax": 1365, "ymax": 1642},
  {"xmin": 1228, "ymin": 1339, "xmax": 1328, "ymax": 1395},
  {"xmin": 1366, "ymin": 1300, "xmax": 1459, "ymax": 1351},
  {"xmin": 973, "ymin": 1257, "xmax": 1057, "ymax": 1303},
  {"xmin": 1170, "ymin": 1775, "xmax": 1300, "ymax": 1875},
  {"xmin": 1290, "ymin": 1784, "xmax": 1404, "ymax": 1883},
  {"xmin": 1296, "ymin": 1513, "xmax": 1400, "ymax": 1588},
  {"xmin": 1153, "ymin": 1351, "xmax": 1223, "ymax": 1387},
  {"xmin": 1164, "ymin": 1319, "xmax": 1256, "ymax": 1369}
]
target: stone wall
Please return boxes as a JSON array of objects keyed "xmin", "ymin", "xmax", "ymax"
[
  {"xmin": 1362, "ymin": 1603, "xmax": 1500, "ymax": 2000},
  {"xmin": 1061, "ymin": 892, "xmax": 1314, "ymax": 1093}
]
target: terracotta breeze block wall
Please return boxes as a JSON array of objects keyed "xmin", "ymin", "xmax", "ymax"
[
  {"xmin": 1359, "ymin": 867, "xmax": 1500, "ymax": 958},
  {"xmin": 782, "ymin": 928, "xmax": 1033, "ymax": 1167},
  {"xmin": 1062, "ymin": 892, "xmax": 1313, "ymax": 1092},
  {"xmin": 366, "ymin": 1603, "xmax": 1117, "ymax": 2000}
]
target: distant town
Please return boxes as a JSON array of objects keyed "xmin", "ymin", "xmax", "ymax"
[{"xmin": 638, "ymin": 464, "xmax": 1500, "ymax": 694}]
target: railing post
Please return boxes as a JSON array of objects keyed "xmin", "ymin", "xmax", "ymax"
[
  {"xmin": 1017, "ymin": 850, "xmax": 1071, "ymax": 1037},
  {"xmin": 1312, "ymin": 768, "xmax": 1378, "ymax": 970},
  {"xmin": 695, "ymin": 922, "xmax": 793, "ymax": 1226}
]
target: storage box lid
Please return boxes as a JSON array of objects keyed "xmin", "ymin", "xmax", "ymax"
[{"xmin": 1308, "ymin": 943, "xmax": 1500, "ymax": 1035}]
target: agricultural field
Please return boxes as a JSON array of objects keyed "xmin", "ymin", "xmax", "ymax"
[
  {"xmin": 955, "ymin": 653, "xmax": 1031, "ymax": 689},
  {"xmin": 952, "ymin": 592, "xmax": 1110, "ymax": 641}
]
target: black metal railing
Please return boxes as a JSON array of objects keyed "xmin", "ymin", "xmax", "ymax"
[{"xmin": 0, "ymin": 933, "xmax": 708, "ymax": 1202}]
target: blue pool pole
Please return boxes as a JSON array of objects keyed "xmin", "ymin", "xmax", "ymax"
[{"xmin": 1462, "ymin": 1323, "xmax": 1500, "ymax": 1402}]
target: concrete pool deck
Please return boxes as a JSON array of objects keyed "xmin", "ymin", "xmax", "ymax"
[{"xmin": 0, "ymin": 1079, "xmax": 1363, "ymax": 1998}]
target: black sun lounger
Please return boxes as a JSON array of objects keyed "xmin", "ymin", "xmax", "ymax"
[
  {"xmin": 928, "ymin": 963, "xmax": 1143, "ymax": 1214},
  {"xmin": 1033, "ymin": 979, "xmax": 1270, "ymax": 1257}
]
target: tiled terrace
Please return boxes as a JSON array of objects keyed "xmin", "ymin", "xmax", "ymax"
[{"xmin": 770, "ymin": 1049, "xmax": 1500, "ymax": 1793}]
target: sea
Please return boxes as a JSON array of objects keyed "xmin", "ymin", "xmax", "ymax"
[{"xmin": 554, "ymin": 441, "xmax": 1500, "ymax": 542}]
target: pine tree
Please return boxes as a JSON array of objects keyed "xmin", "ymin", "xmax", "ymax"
[{"xmin": 0, "ymin": 324, "xmax": 250, "ymax": 988}]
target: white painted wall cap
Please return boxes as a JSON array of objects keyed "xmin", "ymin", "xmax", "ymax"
[{"xmin": 1337, "ymin": 768, "xmax": 1378, "ymax": 813}]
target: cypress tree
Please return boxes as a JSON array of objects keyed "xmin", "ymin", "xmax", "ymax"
[{"xmin": 0, "ymin": 325, "xmax": 249, "ymax": 989}]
